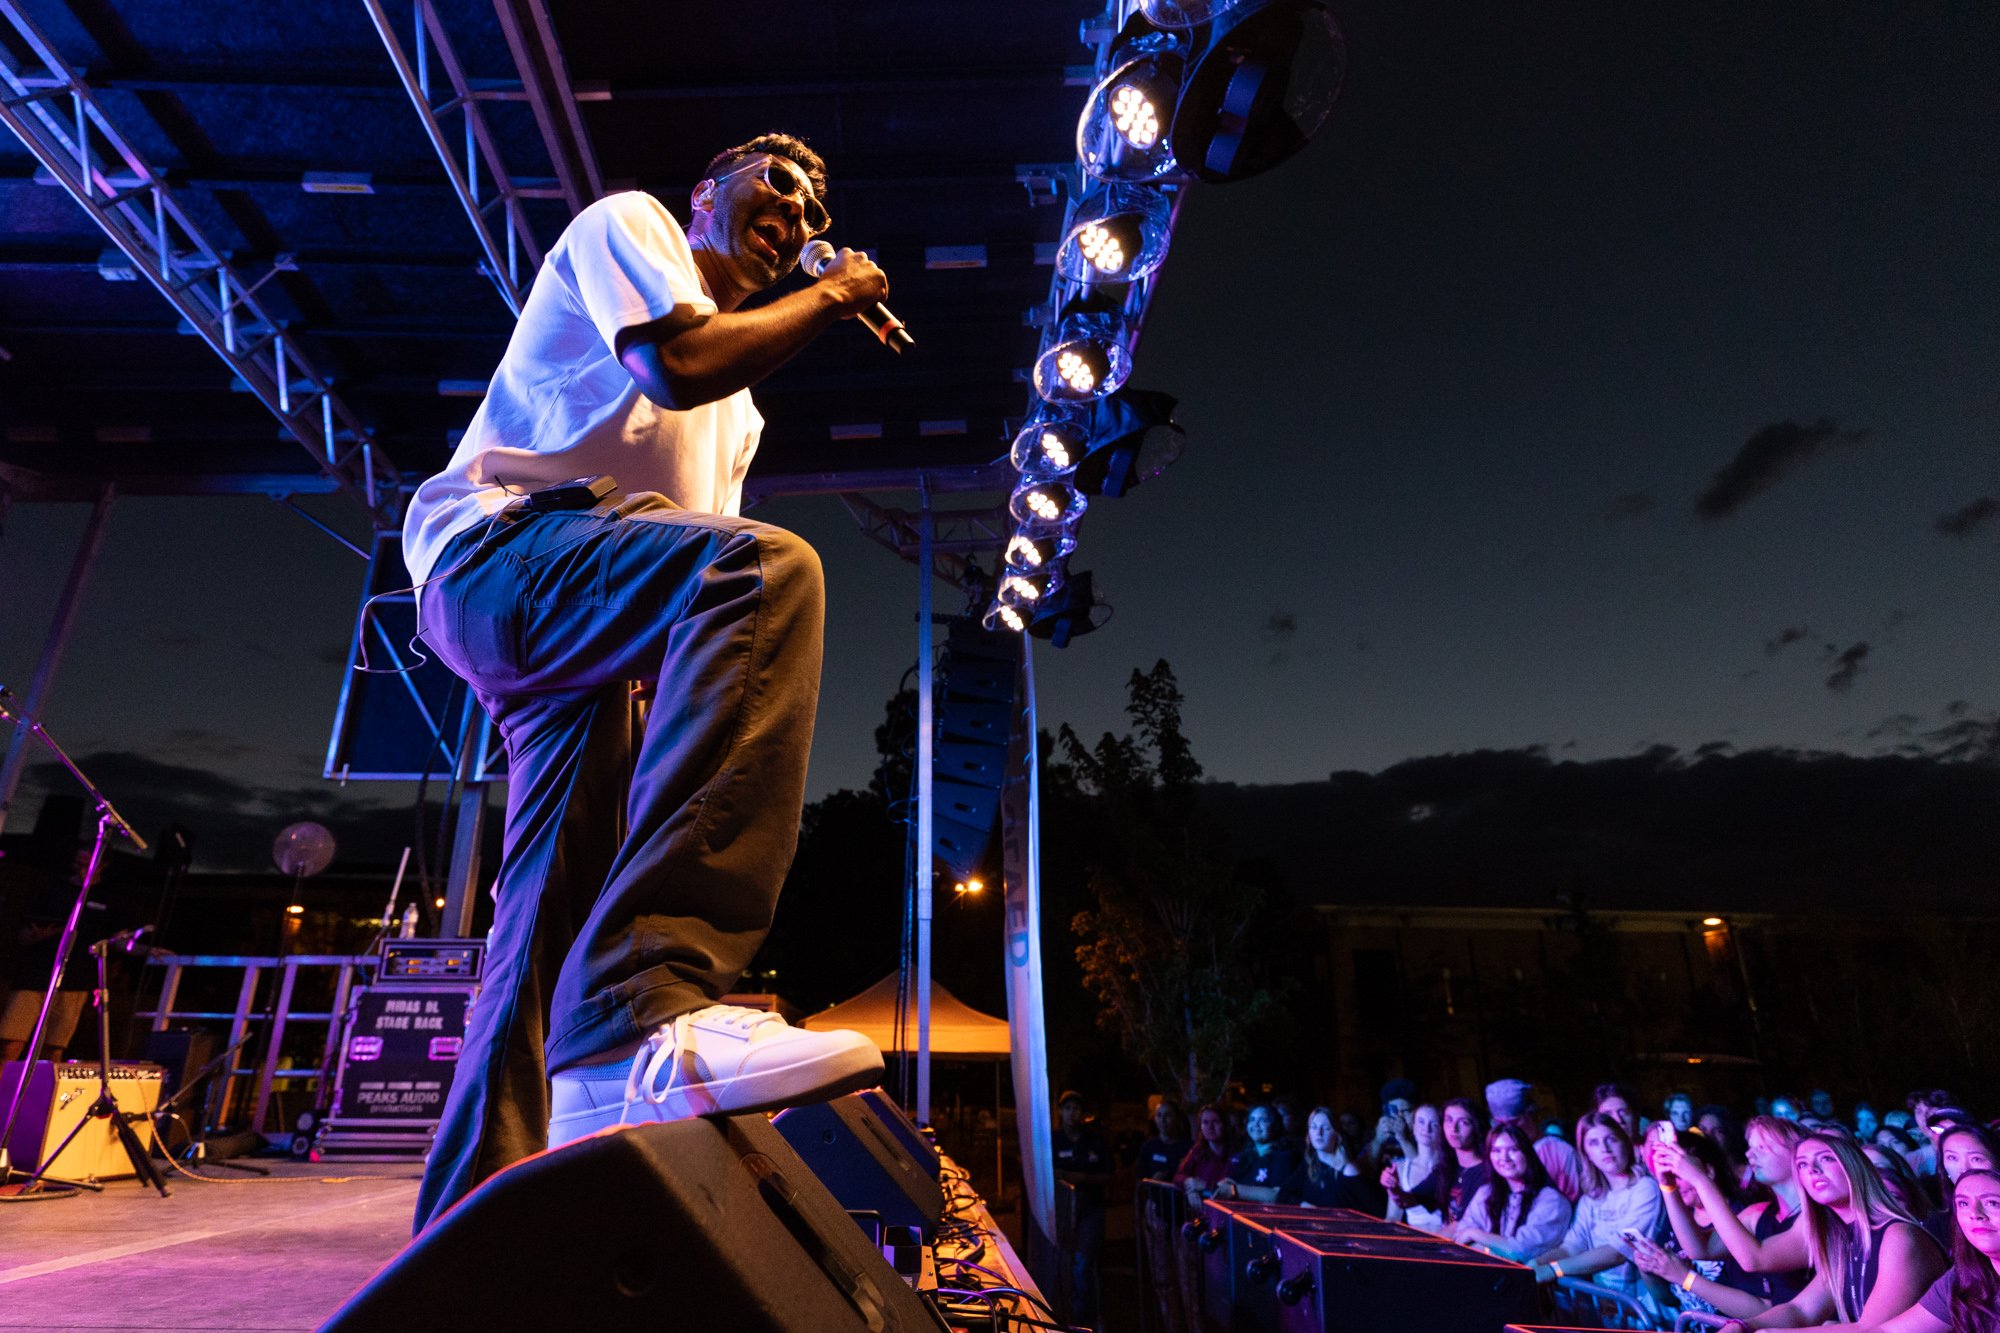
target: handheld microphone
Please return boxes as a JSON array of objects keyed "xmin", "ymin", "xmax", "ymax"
[{"xmin": 801, "ymin": 240, "xmax": 915, "ymax": 355}]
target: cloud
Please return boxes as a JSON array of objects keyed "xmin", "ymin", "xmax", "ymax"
[
  {"xmin": 1262, "ymin": 610, "xmax": 1296, "ymax": 667},
  {"xmin": 1936, "ymin": 497, "xmax": 1999, "ymax": 538},
  {"xmin": 1695, "ymin": 419, "xmax": 1869, "ymax": 520},
  {"xmin": 1604, "ymin": 492, "xmax": 1657, "ymax": 521},
  {"xmin": 1764, "ymin": 625, "xmax": 1811, "ymax": 657},
  {"xmin": 1867, "ymin": 713, "xmax": 1922, "ymax": 740},
  {"xmin": 20, "ymin": 751, "xmax": 420, "ymax": 871},
  {"xmin": 1823, "ymin": 642, "xmax": 1870, "ymax": 693},
  {"xmin": 1911, "ymin": 713, "xmax": 2000, "ymax": 766}
]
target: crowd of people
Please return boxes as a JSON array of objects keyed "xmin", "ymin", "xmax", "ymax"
[{"xmin": 1122, "ymin": 1079, "xmax": 2000, "ymax": 1331}]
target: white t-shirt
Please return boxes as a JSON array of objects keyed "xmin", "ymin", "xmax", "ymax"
[{"xmin": 401, "ymin": 191, "xmax": 763, "ymax": 582}]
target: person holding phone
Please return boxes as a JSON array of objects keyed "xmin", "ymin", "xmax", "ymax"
[
  {"xmin": 1527, "ymin": 1112, "xmax": 1663, "ymax": 1294},
  {"xmin": 1633, "ymin": 1129, "xmax": 1773, "ymax": 1321},
  {"xmin": 1658, "ymin": 1117, "xmax": 1816, "ymax": 1307},
  {"xmin": 1381, "ymin": 1103, "xmax": 1446, "ymax": 1229}
]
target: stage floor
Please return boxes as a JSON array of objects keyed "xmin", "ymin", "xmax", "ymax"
[{"xmin": 0, "ymin": 1160, "xmax": 418, "ymax": 1332}]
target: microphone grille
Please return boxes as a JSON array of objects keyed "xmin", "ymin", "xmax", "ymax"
[{"xmin": 801, "ymin": 239, "xmax": 835, "ymax": 277}]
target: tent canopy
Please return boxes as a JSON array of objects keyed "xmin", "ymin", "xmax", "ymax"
[{"xmin": 803, "ymin": 973, "xmax": 1011, "ymax": 1060}]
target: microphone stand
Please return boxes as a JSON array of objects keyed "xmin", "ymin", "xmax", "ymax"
[
  {"xmin": 17, "ymin": 934, "xmax": 170, "ymax": 1196},
  {"xmin": 0, "ymin": 686, "xmax": 148, "ymax": 1197}
]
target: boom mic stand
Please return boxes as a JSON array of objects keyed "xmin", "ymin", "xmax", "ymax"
[{"xmin": 0, "ymin": 685, "xmax": 148, "ymax": 1198}]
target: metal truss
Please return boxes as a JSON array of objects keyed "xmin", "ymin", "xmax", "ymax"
[
  {"xmin": 491, "ymin": 0, "xmax": 603, "ymax": 217},
  {"xmin": 839, "ymin": 492, "xmax": 1008, "ymax": 590},
  {"xmin": 0, "ymin": 1, "xmax": 399, "ymax": 528},
  {"xmin": 362, "ymin": 0, "xmax": 555, "ymax": 315}
]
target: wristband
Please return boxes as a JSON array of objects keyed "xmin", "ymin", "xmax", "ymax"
[
  {"xmin": 1550, "ymin": 1261, "xmax": 1564, "ymax": 1279},
  {"xmin": 1680, "ymin": 1269, "xmax": 1698, "ymax": 1292}
]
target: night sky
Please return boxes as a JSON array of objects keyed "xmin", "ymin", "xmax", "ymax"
[{"xmin": 3, "ymin": 1, "xmax": 1996, "ymax": 868}]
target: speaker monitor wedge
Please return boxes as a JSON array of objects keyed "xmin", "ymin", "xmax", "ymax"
[
  {"xmin": 855, "ymin": 1088, "xmax": 939, "ymax": 1181},
  {"xmin": 772, "ymin": 1094, "xmax": 945, "ymax": 1240},
  {"xmin": 324, "ymin": 1114, "xmax": 948, "ymax": 1331}
]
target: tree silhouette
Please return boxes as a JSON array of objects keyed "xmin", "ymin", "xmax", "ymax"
[{"xmin": 1061, "ymin": 661, "xmax": 1288, "ymax": 1104}]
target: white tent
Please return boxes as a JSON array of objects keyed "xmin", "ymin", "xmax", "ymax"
[{"xmin": 801, "ymin": 972, "xmax": 1011, "ymax": 1059}]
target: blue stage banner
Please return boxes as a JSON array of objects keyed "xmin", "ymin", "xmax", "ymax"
[{"xmin": 1002, "ymin": 639, "xmax": 1055, "ymax": 1242}]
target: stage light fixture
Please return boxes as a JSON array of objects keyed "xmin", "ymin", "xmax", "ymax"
[
  {"xmin": 982, "ymin": 600, "xmax": 1028, "ymax": 634},
  {"xmin": 1033, "ymin": 314, "xmax": 1131, "ymax": 403},
  {"xmin": 1009, "ymin": 413, "xmax": 1089, "ymax": 478},
  {"xmin": 1024, "ymin": 570, "xmax": 1113, "ymax": 648},
  {"xmin": 999, "ymin": 566, "xmax": 1065, "ymax": 608},
  {"xmin": 1168, "ymin": 0, "xmax": 1347, "ymax": 184},
  {"xmin": 286, "ymin": 903, "xmax": 305, "ymax": 916},
  {"xmin": 1071, "ymin": 388, "xmax": 1187, "ymax": 498},
  {"xmin": 1005, "ymin": 530, "xmax": 1077, "ymax": 573},
  {"xmin": 1138, "ymin": 0, "xmax": 1244, "ymax": 25},
  {"xmin": 1009, "ymin": 477, "xmax": 1088, "ymax": 528},
  {"xmin": 1056, "ymin": 185, "xmax": 1175, "ymax": 284},
  {"xmin": 1079, "ymin": 30, "xmax": 1190, "ymax": 184}
]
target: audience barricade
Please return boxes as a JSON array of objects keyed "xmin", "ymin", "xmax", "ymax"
[
  {"xmin": 1135, "ymin": 1178, "xmax": 1200, "ymax": 1333},
  {"xmin": 1552, "ymin": 1276, "xmax": 1654, "ymax": 1330}
]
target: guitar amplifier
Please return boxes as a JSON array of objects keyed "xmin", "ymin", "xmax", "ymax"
[
  {"xmin": 1268, "ymin": 1225, "xmax": 1538, "ymax": 1333},
  {"xmin": 0, "ymin": 1061, "xmax": 164, "ymax": 1180}
]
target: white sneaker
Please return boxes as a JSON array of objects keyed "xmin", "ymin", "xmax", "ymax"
[{"xmin": 547, "ymin": 1005, "xmax": 883, "ymax": 1147}]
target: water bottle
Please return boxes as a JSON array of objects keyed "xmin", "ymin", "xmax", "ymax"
[{"xmin": 399, "ymin": 903, "xmax": 420, "ymax": 939}]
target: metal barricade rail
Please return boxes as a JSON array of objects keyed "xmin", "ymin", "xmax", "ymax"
[
  {"xmin": 1135, "ymin": 1178, "xmax": 1202, "ymax": 1333},
  {"xmin": 138, "ymin": 952, "xmax": 374, "ymax": 1133},
  {"xmin": 1552, "ymin": 1276, "xmax": 1665, "ymax": 1330}
]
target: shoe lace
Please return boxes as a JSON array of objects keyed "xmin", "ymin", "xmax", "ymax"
[{"xmin": 619, "ymin": 1005, "xmax": 786, "ymax": 1119}]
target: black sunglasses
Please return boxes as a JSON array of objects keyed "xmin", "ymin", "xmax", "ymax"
[{"xmin": 711, "ymin": 156, "xmax": 830, "ymax": 235}]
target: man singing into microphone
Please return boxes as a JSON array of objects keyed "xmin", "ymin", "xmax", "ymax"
[{"xmin": 400, "ymin": 134, "xmax": 889, "ymax": 1232}]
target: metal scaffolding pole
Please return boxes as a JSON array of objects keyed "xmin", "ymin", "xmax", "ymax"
[
  {"xmin": 915, "ymin": 488, "xmax": 935, "ymax": 1126},
  {"xmin": 0, "ymin": 1, "xmax": 397, "ymax": 527},
  {"xmin": 441, "ymin": 695, "xmax": 490, "ymax": 938},
  {"xmin": 0, "ymin": 485, "xmax": 115, "ymax": 837}
]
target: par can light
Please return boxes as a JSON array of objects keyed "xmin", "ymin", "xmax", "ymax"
[
  {"xmin": 982, "ymin": 600, "xmax": 1028, "ymax": 634},
  {"xmin": 1078, "ymin": 31, "xmax": 1190, "ymax": 184},
  {"xmin": 1032, "ymin": 314, "xmax": 1131, "ymax": 403},
  {"xmin": 1169, "ymin": 0, "xmax": 1347, "ymax": 183},
  {"xmin": 1056, "ymin": 184, "xmax": 1175, "ymax": 284},
  {"xmin": 1009, "ymin": 413, "xmax": 1089, "ymax": 478},
  {"xmin": 1005, "ymin": 530, "xmax": 1077, "ymax": 572},
  {"xmin": 1009, "ymin": 477, "xmax": 1089, "ymax": 528},
  {"xmin": 999, "ymin": 567, "xmax": 1065, "ymax": 608},
  {"xmin": 1137, "ymin": 0, "xmax": 1245, "ymax": 25}
]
